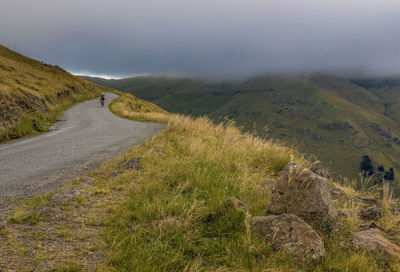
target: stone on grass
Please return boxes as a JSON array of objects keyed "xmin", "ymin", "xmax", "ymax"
[
  {"xmin": 350, "ymin": 228, "xmax": 400, "ymax": 259},
  {"xmin": 359, "ymin": 221, "xmax": 383, "ymax": 231},
  {"xmin": 50, "ymin": 189, "xmax": 81, "ymax": 204},
  {"xmin": 0, "ymin": 220, "xmax": 6, "ymax": 230},
  {"xmin": 259, "ymin": 178, "xmax": 277, "ymax": 192},
  {"xmin": 359, "ymin": 205, "xmax": 383, "ymax": 221},
  {"xmin": 81, "ymin": 176, "xmax": 94, "ymax": 182},
  {"xmin": 310, "ymin": 163, "xmax": 331, "ymax": 179},
  {"xmin": 337, "ymin": 209, "xmax": 351, "ymax": 219},
  {"xmin": 222, "ymin": 197, "xmax": 249, "ymax": 213},
  {"xmin": 122, "ymin": 157, "xmax": 142, "ymax": 170},
  {"xmin": 331, "ymin": 186, "xmax": 346, "ymax": 200},
  {"xmin": 251, "ymin": 214, "xmax": 326, "ymax": 262},
  {"xmin": 268, "ymin": 162, "xmax": 337, "ymax": 232},
  {"xmin": 350, "ymin": 196, "xmax": 377, "ymax": 206}
]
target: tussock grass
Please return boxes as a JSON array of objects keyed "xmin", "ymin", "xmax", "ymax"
[{"xmin": 94, "ymin": 94, "xmax": 400, "ymax": 271}]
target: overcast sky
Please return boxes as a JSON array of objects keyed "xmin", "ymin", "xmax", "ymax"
[{"xmin": 1, "ymin": 0, "xmax": 400, "ymax": 78}]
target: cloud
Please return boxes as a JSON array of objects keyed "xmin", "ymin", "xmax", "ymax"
[{"xmin": 1, "ymin": 0, "xmax": 400, "ymax": 78}]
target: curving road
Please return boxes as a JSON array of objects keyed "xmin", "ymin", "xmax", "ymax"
[{"xmin": 0, "ymin": 93, "xmax": 164, "ymax": 199}]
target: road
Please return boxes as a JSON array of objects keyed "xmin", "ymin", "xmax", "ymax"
[{"xmin": 0, "ymin": 93, "xmax": 164, "ymax": 199}]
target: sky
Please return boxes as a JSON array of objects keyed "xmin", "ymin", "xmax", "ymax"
[{"xmin": 1, "ymin": 0, "xmax": 400, "ymax": 79}]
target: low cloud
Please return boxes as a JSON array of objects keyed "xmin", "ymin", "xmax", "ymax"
[{"xmin": 1, "ymin": 0, "xmax": 400, "ymax": 78}]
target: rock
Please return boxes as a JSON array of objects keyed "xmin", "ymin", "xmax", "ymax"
[
  {"xmin": 50, "ymin": 189, "xmax": 81, "ymax": 204},
  {"xmin": 350, "ymin": 196, "xmax": 377, "ymax": 206},
  {"xmin": 310, "ymin": 163, "xmax": 331, "ymax": 179},
  {"xmin": 122, "ymin": 157, "xmax": 142, "ymax": 170},
  {"xmin": 222, "ymin": 197, "xmax": 249, "ymax": 213},
  {"xmin": 337, "ymin": 209, "xmax": 350, "ymax": 218},
  {"xmin": 81, "ymin": 176, "xmax": 94, "ymax": 182},
  {"xmin": 251, "ymin": 214, "xmax": 326, "ymax": 262},
  {"xmin": 331, "ymin": 186, "xmax": 346, "ymax": 200},
  {"xmin": 268, "ymin": 163, "xmax": 337, "ymax": 232},
  {"xmin": 359, "ymin": 205, "xmax": 383, "ymax": 221},
  {"xmin": 350, "ymin": 228, "xmax": 400, "ymax": 259},
  {"xmin": 0, "ymin": 221, "xmax": 6, "ymax": 230},
  {"xmin": 359, "ymin": 221, "xmax": 383, "ymax": 231},
  {"xmin": 259, "ymin": 178, "xmax": 277, "ymax": 192}
]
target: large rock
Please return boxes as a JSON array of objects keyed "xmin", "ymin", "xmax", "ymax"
[
  {"xmin": 350, "ymin": 228, "xmax": 400, "ymax": 259},
  {"xmin": 268, "ymin": 163, "xmax": 337, "ymax": 232},
  {"xmin": 251, "ymin": 214, "xmax": 326, "ymax": 262}
]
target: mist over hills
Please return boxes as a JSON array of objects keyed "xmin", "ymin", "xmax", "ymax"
[{"xmin": 85, "ymin": 74, "xmax": 400, "ymax": 187}]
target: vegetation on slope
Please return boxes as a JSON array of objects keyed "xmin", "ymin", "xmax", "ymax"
[
  {"xmin": 86, "ymin": 75, "xmax": 400, "ymax": 192},
  {"xmin": 101, "ymin": 94, "xmax": 400, "ymax": 271},
  {"xmin": 0, "ymin": 44, "xmax": 110, "ymax": 142},
  {"xmin": 2, "ymin": 92, "xmax": 400, "ymax": 271}
]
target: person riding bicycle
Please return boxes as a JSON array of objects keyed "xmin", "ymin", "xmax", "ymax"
[{"xmin": 100, "ymin": 93, "xmax": 105, "ymax": 107}]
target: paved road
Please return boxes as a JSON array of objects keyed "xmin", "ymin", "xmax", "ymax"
[{"xmin": 0, "ymin": 93, "xmax": 164, "ymax": 199}]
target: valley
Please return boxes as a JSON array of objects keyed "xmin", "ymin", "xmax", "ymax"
[{"xmin": 86, "ymin": 74, "xmax": 400, "ymax": 188}]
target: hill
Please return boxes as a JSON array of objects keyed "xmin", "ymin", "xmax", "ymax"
[
  {"xmin": 0, "ymin": 44, "xmax": 112, "ymax": 142},
  {"xmin": 85, "ymin": 74, "xmax": 400, "ymax": 189},
  {"xmin": 1, "ymin": 44, "xmax": 400, "ymax": 269},
  {"xmin": 3, "ymin": 92, "xmax": 400, "ymax": 271}
]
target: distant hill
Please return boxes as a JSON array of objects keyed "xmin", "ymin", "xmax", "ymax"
[
  {"xmin": 85, "ymin": 74, "xmax": 400, "ymax": 186},
  {"xmin": 0, "ymin": 44, "xmax": 109, "ymax": 142}
]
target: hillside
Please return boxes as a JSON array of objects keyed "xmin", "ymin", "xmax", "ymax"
[
  {"xmin": 3, "ymin": 92, "xmax": 400, "ymax": 271},
  {"xmin": 86, "ymin": 75, "xmax": 400, "ymax": 189},
  {"xmin": 0, "ymin": 44, "xmax": 111, "ymax": 142}
]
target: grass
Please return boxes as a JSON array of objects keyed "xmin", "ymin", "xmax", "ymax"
[
  {"xmin": 91, "ymin": 94, "xmax": 400, "ymax": 271},
  {"xmin": 86, "ymin": 74, "xmax": 400, "ymax": 187},
  {"xmin": 0, "ymin": 44, "xmax": 110, "ymax": 142},
  {"xmin": 2, "ymin": 80, "xmax": 400, "ymax": 270}
]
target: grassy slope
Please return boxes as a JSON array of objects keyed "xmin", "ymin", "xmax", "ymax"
[
  {"xmin": 2, "ymin": 92, "xmax": 400, "ymax": 271},
  {"xmin": 102, "ymin": 94, "xmax": 400, "ymax": 271},
  {"xmin": 85, "ymin": 75, "xmax": 400, "ymax": 185},
  {"xmin": 0, "ymin": 44, "xmax": 111, "ymax": 142}
]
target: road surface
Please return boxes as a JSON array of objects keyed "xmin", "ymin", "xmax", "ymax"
[{"xmin": 0, "ymin": 93, "xmax": 164, "ymax": 199}]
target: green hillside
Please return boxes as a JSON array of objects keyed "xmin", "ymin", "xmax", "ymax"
[
  {"xmin": 85, "ymin": 75, "xmax": 400, "ymax": 188},
  {"xmin": 0, "ymin": 44, "xmax": 111, "ymax": 142}
]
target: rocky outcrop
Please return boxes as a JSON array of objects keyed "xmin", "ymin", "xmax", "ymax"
[
  {"xmin": 251, "ymin": 214, "xmax": 325, "ymax": 262},
  {"xmin": 268, "ymin": 163, "xmax": 337, "ymax": 232},
  {"xmin": 350, "ymin": 228, "xmax": 400, "ymax": 259}
]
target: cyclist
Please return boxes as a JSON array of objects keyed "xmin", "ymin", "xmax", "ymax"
[{"xmin": 100, "ymin": 93, "xmax": 105, "ymax": 107}]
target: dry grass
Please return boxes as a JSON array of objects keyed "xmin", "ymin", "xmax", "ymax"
[
  {"xmin": 2, "ymin": 92, "xmax": 400, "ymax": 271},
  {"xmin": 0, "ymin": 44, "xmax": 109, "ymax": 142}
]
